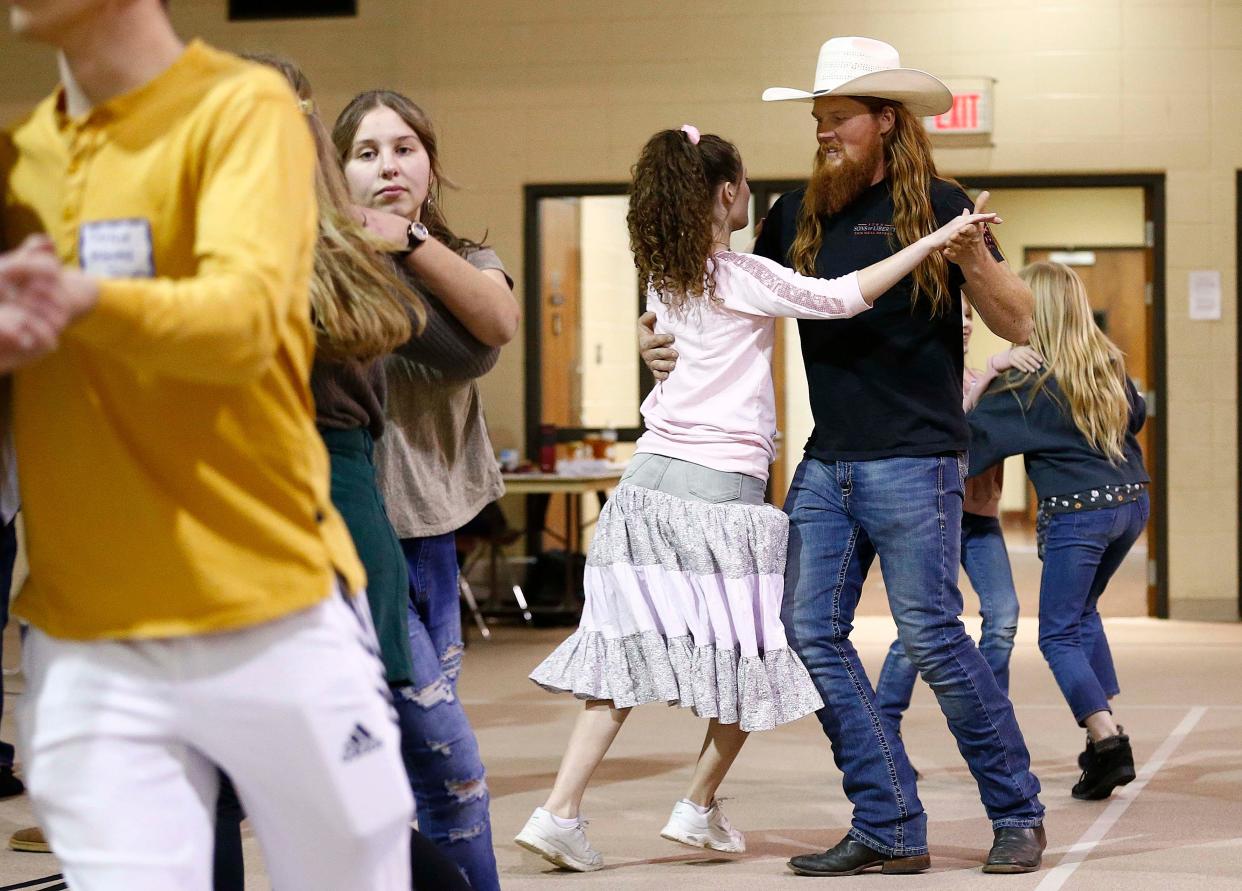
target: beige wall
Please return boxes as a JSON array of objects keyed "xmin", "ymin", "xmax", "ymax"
[
  {"xmin": 976, "ymin": 188, "xmax": 1148, "ymax": 310},
  {"xmin": 969, "ymin": 186, "xmax": 1148, "ymax": 512},
  {"xmin": 1, "ymin": 0, "xmax": 1238, "ymax": 618}
]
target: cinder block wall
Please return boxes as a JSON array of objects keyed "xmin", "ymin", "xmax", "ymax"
[{"xmin": 1, "ymin": 0, "xmax": 1237, "ymax": 618}]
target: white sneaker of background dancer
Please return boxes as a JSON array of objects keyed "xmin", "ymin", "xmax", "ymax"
[
  {"xmin": 660, "ymin": 798, "xmax": 746, "ymax": 853},
  {"xmin": 514, "ymin": 807, "xmax": 604, "ymax": 872}
]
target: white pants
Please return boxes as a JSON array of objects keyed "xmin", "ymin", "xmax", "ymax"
[{"xmin": 19, "ymin": 590, "xmax": 414, "ymax": 891}]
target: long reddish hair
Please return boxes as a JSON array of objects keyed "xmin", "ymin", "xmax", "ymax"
[{"xmin": 791, "ymin": 99, "xmax": 960, "ymax": 316}]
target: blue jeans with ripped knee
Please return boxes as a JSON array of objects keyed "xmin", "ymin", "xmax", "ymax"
[{"xmin": 398, "ymin": 532, "xmax": 498, "ymax": 891}]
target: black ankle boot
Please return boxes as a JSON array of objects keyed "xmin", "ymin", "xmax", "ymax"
[
  {"xmin": 1072, "ymin": 731, "xmax": 1135, "ymax": 800},
  {"xmin": 1076, "ymin": 733, "xmax": 1094, "ymax": 771},
  {"xmin": 788, "ymin": 835, "xmax": 930, "ymax": 877}
]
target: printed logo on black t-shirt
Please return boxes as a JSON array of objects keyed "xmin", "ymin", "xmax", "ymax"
[{"xmin": 853, "ymin": 222, "xmax": 895, "ymax": 236}]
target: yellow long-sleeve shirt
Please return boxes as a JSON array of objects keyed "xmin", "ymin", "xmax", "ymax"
[{"xmin": 0, "ymin": 40, "xmax": 365, "ymax": 640}]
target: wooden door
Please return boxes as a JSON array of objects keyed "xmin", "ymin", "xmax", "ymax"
[
  {"xmin": 1026, "ymin": 246, "xmax": 1156, "ymax": 610},
  {"xmin": 537, "ymin": 198, "xmax": 582, "ymax": 551},
  {"xmin": 539, "ymin": 198, "xmax": 581, "ymax": 428}
]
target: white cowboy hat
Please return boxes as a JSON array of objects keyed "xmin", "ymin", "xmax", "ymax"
[{"xmin": 762, "ymin": 36, "xmax": 953, "ymax": 117}]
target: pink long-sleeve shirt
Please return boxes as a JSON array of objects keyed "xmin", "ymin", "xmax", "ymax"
[{"xmin": 636, "ymin": 251, "xmax": 871, "ymax": 482}]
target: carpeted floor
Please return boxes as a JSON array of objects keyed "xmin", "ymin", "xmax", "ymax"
[{"xmin": 0, "ymin": 562, "xmax": 1236, "ymax": 890}]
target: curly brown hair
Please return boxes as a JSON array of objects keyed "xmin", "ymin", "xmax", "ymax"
[{"xmin": 627, "ymin": 129, "xmax": 742, "ymax": 314}]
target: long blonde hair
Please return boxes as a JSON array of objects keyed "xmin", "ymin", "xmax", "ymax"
[
  {"xmin": 791, "ymin": 99, "xmax": 955, "ymax": 316},
  {"xmin": 1009, "ymin": 261, "xmax": 1130, "ymax": 462},
  {"xmin": 245, "ymin": 54, "xmax": 424, "ymax": 363}
]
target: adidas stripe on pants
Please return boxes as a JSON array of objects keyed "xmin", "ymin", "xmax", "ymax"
[{"xmin": 18, "ymin": 586, "xmax": 414, "ymax": 891}]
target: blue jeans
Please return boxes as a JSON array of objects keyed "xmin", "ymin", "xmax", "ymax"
[
  {"xmin": 398, "ymin": 533, "xmax": 498, "ymax": 891},
  {"xmin": 875, "ymin": 512, "xmax": 1020, "ymax": 738},
  {"xmin": 783, "ymin": 456, "xmax": 1043, "ymax": 856},
  {"xmin": 1038, "ymin": 496, "xmax": 1147, "ymax": 725}
]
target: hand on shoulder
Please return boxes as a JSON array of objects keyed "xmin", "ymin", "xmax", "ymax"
[{"xmin": 989, "ymin": 345, "xmax": 1043, "ymax": 374}]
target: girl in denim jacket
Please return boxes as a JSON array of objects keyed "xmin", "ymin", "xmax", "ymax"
[{"xmin": 967, "ymin": 261, "xmax": 1149, "ymax": 801}]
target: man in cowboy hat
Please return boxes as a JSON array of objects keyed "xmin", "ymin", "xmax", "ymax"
[{"xmin": 640, "ymin": 36, "xmax": 1046, "ymax": 876}]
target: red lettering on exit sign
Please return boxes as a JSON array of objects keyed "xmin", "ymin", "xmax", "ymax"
[{"xmin": 932, "ymin": 93, "xmax": 982, "ymax": 131}]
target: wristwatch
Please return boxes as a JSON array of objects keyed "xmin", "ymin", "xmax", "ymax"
[{"xmin": 401, "ymin": 220, "xmax": 430, "ymax": 255}]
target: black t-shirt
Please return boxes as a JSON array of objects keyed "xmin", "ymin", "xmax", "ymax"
[{"xmin": 753, "ymin": 177, "xmax": 1004, "ymax": 462}]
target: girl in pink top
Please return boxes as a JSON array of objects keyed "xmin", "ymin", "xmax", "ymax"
[{"xmin": 518, "ymin": 126, "xmax": 996, "ymax": 872}]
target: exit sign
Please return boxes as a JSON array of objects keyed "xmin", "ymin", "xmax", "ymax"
[{"xmin": 924, "ymin": 78, "xmax": 995, "ymax": 136}]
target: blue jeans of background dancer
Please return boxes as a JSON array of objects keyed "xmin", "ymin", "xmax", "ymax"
[
  {"xmin": 1038, "ymin": 495, "xmax": 1147, "ymax": 724},
  {"xmin": 874, "ymin": 511, "xmax": 1021, "ymax": 740},
  {"xmin": 783, "ymin": 455, "xmax": 1043, "ymax": 857},
  {"xmin": 396, "ymin": 533, "xmax": 498, "ymax": 891}
]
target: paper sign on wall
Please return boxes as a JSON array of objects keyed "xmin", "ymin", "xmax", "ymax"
[{"xmin": 1188, "ymin": 270, "xmax": 1222, "ymax": 321}]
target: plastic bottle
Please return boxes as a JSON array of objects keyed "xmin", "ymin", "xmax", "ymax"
[
  {"xmin": 538, "ymin": 424, "xmax": 558, "ymax": 473},
  {"xmin": 601, "ymin": 426, "xmax": 618, "ymax": 463}
]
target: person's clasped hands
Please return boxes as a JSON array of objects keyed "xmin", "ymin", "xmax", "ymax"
[
  {"xmin": 0, "ymin": 234, "xmax": 98, "ymax": 372},
  {"xmin": 942, "ymin": 190, "xmax": 1003, "ymax": 266}
]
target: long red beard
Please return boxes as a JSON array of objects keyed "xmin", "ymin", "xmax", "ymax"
[{"xmin": 804, "ymin": 138, "xmax": 884, "ymax": 216}]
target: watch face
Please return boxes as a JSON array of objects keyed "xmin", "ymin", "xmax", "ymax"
[{"xmin": 403, "ymin": 220, "xmax": 430, "ymax": 255}]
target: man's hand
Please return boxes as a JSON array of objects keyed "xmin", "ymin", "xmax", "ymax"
[
  {"xmin": 943, "ymin": 192, "xmax": 998, "ymax": 269},
  {"xmin": 958, "ymin": 190, "xmax": 1034, "ymax": 344},
  {"xmin": 4, "ymin": 236, "xmax": 99, "ymax": 322},
  {"xmin": 638, "ymin": 310, "xmax": 677, "ymax": 381},
  {"xmin": 932, "ymin": 210, "xmax": 999, "ymax": 262},
  {"xmin": 0, "ymin": 303, "xmax": 62, "ymax": 372},
  {"xmin": 0, "ymin": 236, "xmax": 99, "ymax": 371}
]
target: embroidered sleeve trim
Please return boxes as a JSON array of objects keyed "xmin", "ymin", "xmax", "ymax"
[{"xmin": 717, "ymin": 251, "xmax": 848, "ymax": 315}]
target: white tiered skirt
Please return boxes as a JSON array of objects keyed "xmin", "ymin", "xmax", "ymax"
[{"xmin": 529, "ymin": 484, "xmax": 823, "ymax": 732}]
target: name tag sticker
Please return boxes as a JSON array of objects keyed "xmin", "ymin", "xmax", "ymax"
[{"xmin": 79, "ymin": 218, "xmax": 155, "ymax": 278}]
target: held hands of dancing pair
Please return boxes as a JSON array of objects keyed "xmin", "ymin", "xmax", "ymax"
[
  {"xmin": 0, "ymin": 234, "xmax": 99, "ymax": 372},
  {"xmin": 637, "ymin": 191, "xmax": 1003, "ymax": 381},
  {"xmin": 938, "ymin": 189, "xmax": 1001, "ymax": 266}
]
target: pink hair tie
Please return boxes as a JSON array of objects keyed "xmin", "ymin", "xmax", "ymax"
[{"xmin": 679, "ymin": 123, "xmax": 701, "ymax": 145}]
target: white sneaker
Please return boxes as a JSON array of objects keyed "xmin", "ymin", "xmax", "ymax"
[
  {"xmin": 660, "ymin": 798, "xmax": 746, "ymax": 853},
  {"xmin": 514, "ymin": 807, "xmax": 604, "ymax": 872}
]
